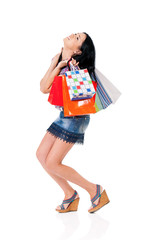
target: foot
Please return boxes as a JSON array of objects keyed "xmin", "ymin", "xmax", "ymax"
[
  {"xmin": 56, "ymin": 191, "xmax": 79, "ymax": 211},
  {"xmin": 88, "ymin": 185, "xmax": 103, "ymax": 211}
]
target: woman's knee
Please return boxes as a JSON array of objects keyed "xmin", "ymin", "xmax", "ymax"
[
  {"xmin": 36, "ymin": 148, "xmax": 46, "ymax": 164},
  {"xmin": 36, "ymin": 132, "xmax": 56, "ymax": 163},
  {"xmin": 45, "ymin": 157, "xmax": 60, "ymax": 173}
]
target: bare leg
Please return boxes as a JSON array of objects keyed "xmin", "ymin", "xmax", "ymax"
[
  {"xmin": 45, "ymin": 137, "xmax": 103, "ymax": 210},
  {"xmin": 36, "ymin": 132, "xmax": 77, "ymax": 197}
]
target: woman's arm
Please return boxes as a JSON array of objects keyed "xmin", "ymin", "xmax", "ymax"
[
  {"xmin": 42, "ymin": 85, "xmax": 52, "ymax": 94},
  {"xmin": 40, "ymin": 57, "xmax": 79, "ymax": 94},
  {"xmin": 40, "ymin": 61, "xmax": 55, "ymax": 86},
  {"xmin": 40, "ymin": 51, "xmax": 62, "ymax": 93},
  {"xmin": 40, "ymin": 59, "xmax": 70, "ymax": 94},
  {"xmin": 40, "ymin": 66, "xmax": 61, "ymax": 93}
]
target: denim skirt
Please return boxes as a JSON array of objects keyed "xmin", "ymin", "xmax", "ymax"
[{"xmin": 46, "ymin": 110, "xmax": 90, "ymax": 145}]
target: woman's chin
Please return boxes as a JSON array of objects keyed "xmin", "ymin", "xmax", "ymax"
[{"xmin": 63, "ymin": 38, "xmax": 67, "ymax": 45}]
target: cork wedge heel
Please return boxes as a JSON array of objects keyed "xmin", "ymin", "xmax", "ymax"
[
  {"xmin": 56, "ymin": 190, "xmax": 80, "ymax": 213},
  {"xmin": 88, "ymin": 184, "xmax": 110, "ymax": 213}
]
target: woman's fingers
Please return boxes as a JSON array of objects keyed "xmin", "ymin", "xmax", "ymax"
[
  {"xmin": 71, "ymin": 58, "xmax": 75, "ymax": 64},
  {"xmin": 71, "ymin": 58, "xmax": 79, "ymax": 66}
]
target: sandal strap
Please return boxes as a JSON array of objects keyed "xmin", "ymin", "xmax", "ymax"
[
  {"xmin": 92, "ymin": 203, "xmax": 97, "ymax": 207},
  {"xmin": 60, "ymin": 190, "xmax": 77, "ymax": 209},
  {"xmin": 62, "ymin": 190, "xmax": 77, "ymax": 203},
  {"xmin": 60, "ymin": 204, "xmax": 65, "ymax": 210},
  {"xmin": 91, "ymin": 184, "xmax": 101, "ymax": 204}
]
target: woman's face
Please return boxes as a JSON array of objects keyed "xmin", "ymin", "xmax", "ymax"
[{"xmin": 63, "ymin": 32, "xmax": 87, "ymax": 52}]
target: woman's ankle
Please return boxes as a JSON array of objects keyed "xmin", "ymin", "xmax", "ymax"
[
  {"xmin": 64, "ymin": 188, "xmax": 76, "ymax": 198},
  {"xmin": 85, "ymin": 183, "xmax": 97, "ymax": 195}
]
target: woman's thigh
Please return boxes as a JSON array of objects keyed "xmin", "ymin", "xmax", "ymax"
[{"xmin": 36, "ymin": 131, "xmax": 57, "ymax": 164}]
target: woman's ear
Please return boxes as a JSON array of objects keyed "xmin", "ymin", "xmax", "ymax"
[{"xmin": 73, "ymin": 50, "xmax": 82, "ymax": 56}]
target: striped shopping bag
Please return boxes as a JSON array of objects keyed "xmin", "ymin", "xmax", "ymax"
[{"xmin": 91, "ymin": 68, "xmax": 121, "ymax": 112}]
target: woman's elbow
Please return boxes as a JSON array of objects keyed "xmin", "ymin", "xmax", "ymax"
[
  {"xmin": 40, "ymin": 84, "xmax": 47, "ymax": 94},
  {"xmin": 40, "ymin": 85, "xmax": 51, "ymax": 94}
]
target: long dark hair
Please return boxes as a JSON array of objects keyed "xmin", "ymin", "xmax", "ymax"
[{"xmin": 57, "ymin": 32, "xmax": 97, "ymax": 81}]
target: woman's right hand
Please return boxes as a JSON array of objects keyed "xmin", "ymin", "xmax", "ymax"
[
  {"xmin": 51, "ymin": 47, "xmax": 70, "ymax": 70},
  {"xmin": 56, "ymin": 58, "xmax": 69, "ymax": 69}
]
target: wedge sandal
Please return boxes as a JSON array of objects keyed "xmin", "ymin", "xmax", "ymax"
[
  {"xmin": 88, "ymin": 184, "xmax": 110, "ymax": 213},
  {"xmin": 56, "ymin": 190, "xmax": 80, "ymax": 213}
]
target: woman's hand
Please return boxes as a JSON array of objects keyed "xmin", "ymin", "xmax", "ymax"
[
  {"xmin": 70, "ymin": 58, "xmax": 79, "ymax": 67},
  {"xmin": 56, "ymin": 58, "xmax": 69, "ymax": 69},
  {"xmin": 57, "ymin": 57, "xmax": 79, "ymax": 70}
]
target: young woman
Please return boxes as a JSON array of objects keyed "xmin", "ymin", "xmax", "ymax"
[{"xmin": 36, "ymin": 32, "xmax": 110, "ymax": 213}]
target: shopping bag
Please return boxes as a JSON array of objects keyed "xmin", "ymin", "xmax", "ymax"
[
  {"xmin": 94, "ymin": 90, "xmax": 105, "ymax": 112},
  {"xmin": 90, "ymin": 72, "xmax": 111, "ymax": 110},
  {"xmin": 91, "ymin": 80, "xmax": 102, "ymax": 112},
  {"xmin": 90, "ymin": 69, "xmax": 121, "ymax": 111},
  {"xmin": 48, "ymin": 76, "xmax": 63, "ymax": 106},
  {"xmin": 62, "ymin": 75, "xmax": 97, "ymax": 117},
  {"xmin": 64, "ymin": 64, "xmax": 96, "ymax": 101},
  {"xmin": 95, "ymin": 68, "xmax": 121, "ymax": 104}
]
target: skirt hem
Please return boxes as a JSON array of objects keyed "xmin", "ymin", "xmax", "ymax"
[{"xmin": 46, "ymin": 123, "xmax": 84, "ymax": 145}]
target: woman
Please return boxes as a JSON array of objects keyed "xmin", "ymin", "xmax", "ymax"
[{"xmin": 36, "ymin": 32, "xmax": 110, "ymax": 213}]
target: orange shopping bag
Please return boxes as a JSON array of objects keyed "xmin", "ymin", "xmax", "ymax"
[{"xmin": 62, "ymin": 75, "xmax": 97, "ymax": 117}]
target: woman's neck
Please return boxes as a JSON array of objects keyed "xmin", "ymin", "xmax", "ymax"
[{"xmin": 61, "ymin": 47, "xmax": 73, "ymax": 61}]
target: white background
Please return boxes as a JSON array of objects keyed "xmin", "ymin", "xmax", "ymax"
[{"xmin": 0, "ymin": 0, "xmax": 159, "ymax": 239}]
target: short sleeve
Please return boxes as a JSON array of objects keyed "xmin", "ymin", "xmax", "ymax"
[{"xmin": 70, "ymin": 64, "xmax": 80, "ymax": 71}]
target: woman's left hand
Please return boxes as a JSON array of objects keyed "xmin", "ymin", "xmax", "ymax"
[{"xmin": 70, "ymin": 58, "xmax": 79, "ymax": 67}]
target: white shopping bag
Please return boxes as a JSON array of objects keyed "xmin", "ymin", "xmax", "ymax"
[{"xmin": 95, "ymin": 68, "xmax": 122, "ymax": 104}]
